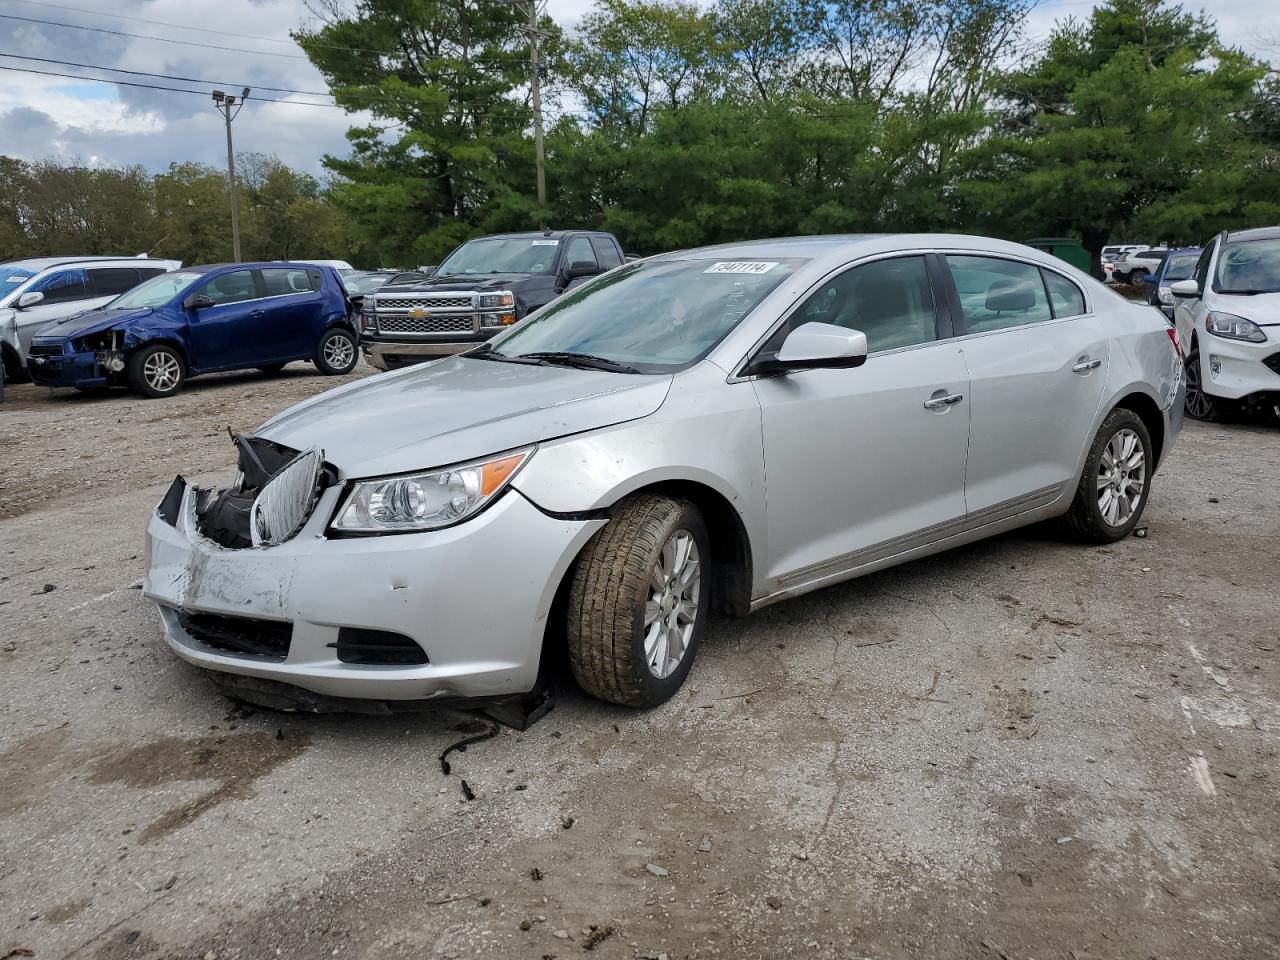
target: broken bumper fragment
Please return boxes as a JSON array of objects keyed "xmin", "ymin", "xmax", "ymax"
[{"xmin": 143, "ymin": 475, "xmax": 605, "ymax": 703}]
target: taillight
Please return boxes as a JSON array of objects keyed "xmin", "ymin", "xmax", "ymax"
[{"xmin": 1166, "ymin": 325, "xmax": 1182, "ymax": 358}]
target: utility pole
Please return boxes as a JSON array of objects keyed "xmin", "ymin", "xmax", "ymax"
[
  {"xmin": 212, "ymin": 88, "xmax": 250, "ymax": 262},
  {"xmin": 526, "ymin": 0, "xmax": 547, "ymax": 225}
]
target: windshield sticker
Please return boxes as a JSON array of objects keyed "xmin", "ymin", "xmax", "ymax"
[
  {"xmin": 6, "ymin": 276, "xmax": 27, "ymax": 283},
  {"xmin": 705, "ymin": 261, "xmax": 779, "ymax": 275},
  {"xmin": 531, "ymin": 240, "xmax": 559, "ymax": 246}
]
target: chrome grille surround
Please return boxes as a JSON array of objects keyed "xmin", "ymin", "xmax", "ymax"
[
  {"xmin": 376, "ymin": 294, "xmax": 474, "ymax": 310},
  {"xmin": 369, "ymin": 290, "xmax": 481, "ymax": 337}
]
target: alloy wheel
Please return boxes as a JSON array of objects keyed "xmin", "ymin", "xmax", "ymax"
[
  {"xmin": 323, "ymin": 334, "xmax": 354, "ymax": 369},
  {"xmin": 643, "ymin": 529, "xmax": 701, "ymax": 679},
  {"xmin": 144, "ymin": 351, "xmax": 181, "ymax": 393},
  {"xmin": 1184, "ymin": 352, "xmax": 1213, "ymax": 420},
  {"xmin": 1097, "ymin": 427, "xmax": 1146, "ymax": 527}
]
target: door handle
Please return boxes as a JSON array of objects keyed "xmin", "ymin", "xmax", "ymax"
[
  {"xmin": 250, "ymin": 309, "xmax": 265, "ymax": 318},
  {"xmin": 1072, "ymin": 358, "xmax": 1102, "ymax": 374},
  {"xmin": 923, "ymin": 392, "xmax": 964, "ymax": 410}
]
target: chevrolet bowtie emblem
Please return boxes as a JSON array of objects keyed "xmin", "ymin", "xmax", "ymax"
[{"xmin": 409, "ymin": 306, "xmax": 428, "ymax": 318}]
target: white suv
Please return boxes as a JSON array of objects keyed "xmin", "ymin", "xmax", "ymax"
[
  {"xmin": 1114, "ymin": 247, "xmax": 1166, "ymax": 285},
  {"xmin": 1172, "ymin": 227, "xmax": 1280, "ymax": 421},
  {"xmin": 0, "ymin": 256, "xmax": 181, "ymax": 381}
]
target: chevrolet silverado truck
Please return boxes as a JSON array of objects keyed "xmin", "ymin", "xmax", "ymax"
[{"xmin": 358, "ymin": 230, "xmax": 626, "ymax": 370}]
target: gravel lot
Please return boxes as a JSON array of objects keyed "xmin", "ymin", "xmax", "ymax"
[{"xmin": 1, "ymin": 362, "xmax": 1277, "ymax": 960}]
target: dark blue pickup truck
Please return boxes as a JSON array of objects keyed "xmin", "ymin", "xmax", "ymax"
[{"xmin": 27, "ymin": 262, "xmax": 357, "ymax": 398}]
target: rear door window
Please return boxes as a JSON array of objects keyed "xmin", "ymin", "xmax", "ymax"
[
  {"xmin": 1042, "ymin": 270, "xmax": 1086, "ymax": 318},
  {"xmin": 259, "ymin": 267, "xmax": 316, "ymax": 297},
  {"xmin": 945, "ymin": 256, "xmax": 1052, "ymax": 333},
  {"xmin": 33, "ymin": 268, "xmax": 89, "ymax": 304},
  {"xmin": 591, "ymin": 237, "xmax": 622, "ymax": 270},
  {"xmin": 88, "ymin": 267, "xmax": 141, "ymax": 297}
]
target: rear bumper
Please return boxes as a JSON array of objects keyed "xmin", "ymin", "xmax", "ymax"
[
  {"xmin": 26, "ymin": 346, "xmax": 105, "ymax": 388},
  {"xmin": 143, "ymin": 477, "xmax": 605, "ymax": 702},
  {"xmin": 1197, "ymin": 330, "xmax": 1280, "ymax": 401}
]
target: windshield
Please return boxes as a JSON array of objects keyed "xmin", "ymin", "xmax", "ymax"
[
  {"xmin": 1215, "ymin": 238, "xmax": 1280, "ymax": 294},
  {"xmin": 0, "ymin": 268, "xmax": 35, "ymax": 300},
  {"xmin": 485, "ymin": 257, "xmax": 807, "ymax": 373},
  {"xmin": 437, "ymin": 237, "xmax": 562, "ymax": 275},
  {"xmin": 1162, "ymin": 253, "xmax": 1199, "ymax": 283},
  {"xmin": 109, "ymin": 271, "xmax": 202, "ymax": 309},
  {"xmin": 344, "ymin": 274, "xmax": 391, "ymax": 294}
]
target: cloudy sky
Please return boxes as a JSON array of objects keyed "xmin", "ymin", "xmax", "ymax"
[{"xmin": 0, "ymin": 0, "xmax": 1273, "ymax": 176}]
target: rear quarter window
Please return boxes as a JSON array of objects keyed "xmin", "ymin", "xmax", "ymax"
[{"xmin": 1042, "ymin": 270, "xmax": 1086, "ymax": 318}]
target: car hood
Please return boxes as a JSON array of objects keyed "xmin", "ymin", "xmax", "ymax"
[
  {"xmin": 32, "ymin": 307, "xmax": 152, "ymax": 342},
  {"xmin": 1217, "ymin": 292, "xmax": 1280, "ymax": 323},
  {"xmin": 257, "ymin": 356, "xmax": 673, "ymax": 477},
  {"xmin": 386, "ymin": 273, "xmax": 539, "ymax": 293}
]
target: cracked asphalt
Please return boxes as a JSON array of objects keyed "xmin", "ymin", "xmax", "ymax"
[{"xmin": 1, "ymin": 363, "xmax": 1278, "ymax": 960}]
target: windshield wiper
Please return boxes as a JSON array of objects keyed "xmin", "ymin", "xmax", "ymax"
[
  {"xmin": 513, "ymin": 351, "xmax": 642, "ymax": 374},
  {"xmin": 1218, "ymin": 289, "xmax": 1275, "ymax": 296},
  {"xmin": 467, "ymin": 345, "xmax": 545, "ymax": 365}
]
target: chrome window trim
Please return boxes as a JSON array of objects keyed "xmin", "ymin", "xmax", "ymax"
[
  {"xmin": 728, "ymin": 249, "xmax": 949, "ymax": 382},
  {"xmin": 936, "ymin": 249, "xmax": 1095, "ymax": 317}
]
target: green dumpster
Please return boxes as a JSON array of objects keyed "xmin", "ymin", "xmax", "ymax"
[{"xmin": 1025, "ymin": 237, "xmax": 1090, "ymax": 273}]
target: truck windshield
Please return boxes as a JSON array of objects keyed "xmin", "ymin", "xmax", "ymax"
[
  {"xmin": 0, "ymin": 269, "xmax": 35, "ymax": 300},
  {"xmin": 437, "ymin": 238, "xmax": 562, "ymax": 275},
  {"xmin": 109, "ymin": 271, "xmax": 202, "ymax": 309},
  {"xmin": 484, "ymin": 257, "xmax": 808, "ymax": 373},
  {"xmin": 1215, "ymin": 238, "xmax": 1280, "ymax": 294}
]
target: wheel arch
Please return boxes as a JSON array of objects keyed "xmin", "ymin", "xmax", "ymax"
[
  {"xmin": 1110, "ymin": 389, "xmax": 1165, "ymax": 470},
  {"xmin": 126, "ymin": 335, "xmax": 190, "ymax": 369}
]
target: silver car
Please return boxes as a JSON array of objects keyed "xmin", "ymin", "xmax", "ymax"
[{"xmin": 144, "ymin": 235, "xmax": 1184, "ymax": 710}]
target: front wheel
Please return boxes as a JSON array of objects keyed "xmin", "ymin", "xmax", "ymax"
[
  {"xmin": 126, "ymin": 343, "xmax": 186, "ymax": 398},
  {"xmin": 1183, "ymin": 348, "xmax": 1228, "ymax": 422},
  {"xmin": 567, "ymin": 495, "xmax": 710, "ymax": 707},
  {"xmin": 314, "ymin": 328, "xmax": 357, "ymax": 375},
  {"xmin": 1057, "ymin": 408, "xmax": 1153, "ymax": 543}
]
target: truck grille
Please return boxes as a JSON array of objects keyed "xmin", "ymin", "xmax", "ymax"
[
  {"xmin": 378, "ymin": 315, "xmax": 475, "ymax": 334},
  {"xmin": 377, "ymin": 295, "xmax": 473, "ymax": 310},
  {"xmin": 28, "ymin": 343, "xmax": 65, "ymax": 358}
]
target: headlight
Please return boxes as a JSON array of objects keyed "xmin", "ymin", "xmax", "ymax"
[
  {"xmin": 331, "ymin": 447, "xmax": 533, "ymax": 533},
  {"xmin": 1158, "ymin": 287, "xmax": 1173, "ymax": 304},
  {"xmin": 1206, "ymin": 312, "xmax": 1266, "ymax": 343},
  {"xmin": 478, "ymin": 291, "xmax": 514, "ymax": 309}
]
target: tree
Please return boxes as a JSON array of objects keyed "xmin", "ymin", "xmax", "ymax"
[
  {"xmin": 964, "ymin": 0, "xmax": 1266, "ymax": 273},
  {"xmin": 296, "ymin": 0, "xmax": 555, "ymax": 265}
]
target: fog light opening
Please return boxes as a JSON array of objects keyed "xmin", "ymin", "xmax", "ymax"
[{"xmin": 1209, "ymin": 354, "xmax": 1222, "ymax": 377}]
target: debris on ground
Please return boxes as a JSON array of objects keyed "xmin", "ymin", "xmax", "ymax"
[
  {"xmin": 697, "ymin": 834, "xmax": 713, "ymax": 852},
  {"xmin": 439, "ymin": 722, "xmax": 500, "ymax": 776},
  {"xmin": 766, "ymin": 896, "xmax": 783, "ymax": 910},
  {"xmin": 1133, "ymin": 526, "xmax": 1148, "ymax": 538},
  {"xmin": 553, "ymin": 929, "xmax": 570, "ymax": 939},
  {"xmin": 644, "ymin": 864, "xmax": 669, "ymax": 877},
  {"xmin": 32, "ymin": 583, "xmax": 55, "ymax": 595},
  {"xmin": 561, "ymin": 815, "xmax": 576, "ymax": 829},
  {"xmin": 582, "ymin": 925, "xmax": 615, "ymax": 950}
]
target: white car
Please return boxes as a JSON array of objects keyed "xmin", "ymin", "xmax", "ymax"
[
  {"xmin": 1172, "ymin": 227, "xmax": 1280, "ymax": 421},
  {"xmin": 1102, "ymin": 245, "xmax": 1146, "ymax": 282},
  {"xmin": 0, "ymin": 256, "xmax": 181, "ymax": 381},
  {"xmin": 1114, "ymin": 248, "xmax": 1166, "ymax": 285}
]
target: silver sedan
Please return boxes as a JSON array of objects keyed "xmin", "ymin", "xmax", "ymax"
[{"xmin": 144, "ymin": 235, "xmax": 1185, "ymax": 709}]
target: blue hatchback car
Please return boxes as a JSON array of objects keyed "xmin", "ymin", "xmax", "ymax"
[
  {"xmin": 27, "ymin": 262, "xmax": 358, "ymax": 397},
  {"xmin": 1145, "ymin": 247, "xmax": 1201, "ymax": 319}
]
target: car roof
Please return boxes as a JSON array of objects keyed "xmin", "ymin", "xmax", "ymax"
[
  {"xmin": 0, "ymin": 256, "xmax": 179, "ymax": 272},
  {"xmin": 477, "ymin": 231, "xmax": 612, "ymax": 241},
  {"xmin": 185, "ymin": 262, "xmax": 325, "ymax": 273},
  {"xmin": 1224, "ymin": 226, "xmax": 1280, "ymax": 243}
]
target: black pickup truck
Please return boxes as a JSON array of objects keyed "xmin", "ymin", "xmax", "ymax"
[{"xmin": 358, "ymin": 230, "xmax": 627, "ymax": 370}]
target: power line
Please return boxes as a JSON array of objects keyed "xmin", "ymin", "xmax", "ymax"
[
  {"xmin": 0, "ymin": 62, "xmax": 552, "ymax": 125},
  {"xmin": 0, "ymin": 9, "xmax": 534, "ymax": 65}
]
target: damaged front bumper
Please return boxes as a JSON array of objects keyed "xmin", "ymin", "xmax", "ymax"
[{"xmin": 143, "ymin": 473, "xmax": 606, "ymax": 703}]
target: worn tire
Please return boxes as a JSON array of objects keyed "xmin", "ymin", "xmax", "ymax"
[
  {"xmin": 314, "ymin": 327, "xmax": 357, "ymax": 375},
  {"xmin": 126, "ymin": 343, "xmax": 186, "ymax": 398},
  {"xmin": 1057, "ymin": 408, "xmax": 1153, "ymax": 543},
  {"xmin": 566, "ymin": 495, "xmax": 710, "ymax": 708}
]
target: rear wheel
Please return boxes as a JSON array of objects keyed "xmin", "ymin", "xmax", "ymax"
[
  {"xmin": 567, "ymin": 495, "xmax": 709, "ymax": 707},
  {"xmin": 1183, "ymin": 348, "xmax": 1228, "ymax": 422},
  {"xmin": 126, "ymin": 343, "xmax": 186, "ymax": 398},
  {"xmin": 314, "ymin": 327, "xmax": 357, "ymax": 375},
  {"xmin": 1058, "ymin": 408, "xmax": 1152, "ymax": 543}
]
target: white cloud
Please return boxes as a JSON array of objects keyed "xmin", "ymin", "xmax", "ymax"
[{"xmin": 0, "ymin": 0, "xmax": 1274, "ymax": 175}]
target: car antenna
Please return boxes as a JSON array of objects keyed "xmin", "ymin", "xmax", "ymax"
[{"xmin": 543, "ymin": 227, "xmax": 553, "ymax": 237}]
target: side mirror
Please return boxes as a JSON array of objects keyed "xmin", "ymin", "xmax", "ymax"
[
  {"xmin": 183, "ymin": 293, "xmax": 215, "ymax": 310},
  {"xmin": 16, "ymin": 291, "xmax": 43, "ymax": 309},
  {"xmin": 563, "ymin": 260, "xmax": 598, "ymax": 281},
  {"xmin": 749, "ymin": 322, "xmax": 869, "ymax": 376},
  {"xmin": 1170, "ymin": 279, "xmax": 1200, "ymax": 299}
]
